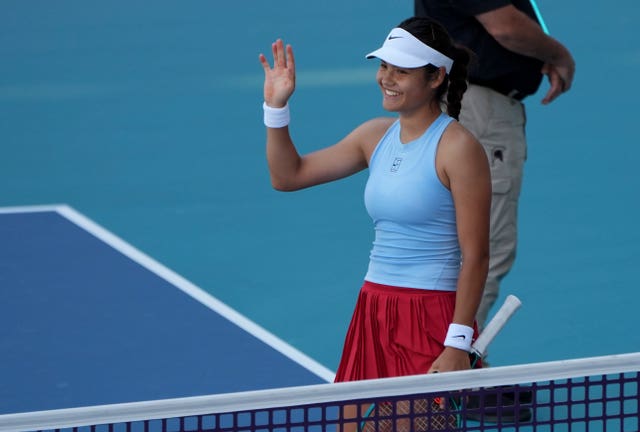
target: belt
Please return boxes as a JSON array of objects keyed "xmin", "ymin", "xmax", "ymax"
[{"xmin": 469, "ymin": 78, "xmax": 526, "ymax": 101}]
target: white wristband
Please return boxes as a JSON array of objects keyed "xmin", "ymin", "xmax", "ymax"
[
  {"xmin": 443, "ymin": 323, "xmax": 474, "ymax": 352},
  {"xmin": 263, "ymin": 102, "xmax": 290, "ymax": 128}
]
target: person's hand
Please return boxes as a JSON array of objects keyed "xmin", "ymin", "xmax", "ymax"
[
  {"xmin": 259, "ymin": 39, "xmax": 296, "ymax": 108},
  {"xmin": 540, "ymin": 63, "xmax": 565, "ymax": 104},
  {"xmin": 427, "ymin": 347, "xmax": 472, "ymax": 408},
  {"xmin": 554, "ymin": 52, "xmax": 575, "ymax": 93},
  {"xmin": 428, "ymin": 347, "xmax": 472, "ymax": 375},
  {"xmin": 541, "ymin": 50, "xmax": 575, "ymax": 105}
]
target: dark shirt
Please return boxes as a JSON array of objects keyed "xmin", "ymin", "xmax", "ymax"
[{"xmin": 415, "ymin": 0, "xmax": 544, "ymax": 98}]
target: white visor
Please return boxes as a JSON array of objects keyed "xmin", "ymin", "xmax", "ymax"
[{"xmin": 366, "ymin": 27, "xmax": 453, "ymax": 73}]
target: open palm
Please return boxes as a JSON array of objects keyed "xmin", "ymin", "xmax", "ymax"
[{"xmin": 259, "ymin": 39, "xmax": 296, "ymax": 108}]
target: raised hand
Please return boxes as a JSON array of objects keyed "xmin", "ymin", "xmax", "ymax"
[{"xmin": 259, "ymin": 39, "xmax": 296, "ymax": 108}]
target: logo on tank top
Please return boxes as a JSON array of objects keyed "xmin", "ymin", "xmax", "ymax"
[{"xmin": 391, "ymin": 157, "xmax": 403, "ymax": 172}]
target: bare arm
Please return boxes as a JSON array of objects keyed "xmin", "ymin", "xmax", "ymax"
[
  {"xmin": 429, "ymin": 123, "xmax": 491, "ymax": 374},
  {"xmin": 264, "ymin": 119, "xmax": 388, "ymax": 191},
  {"xmin": 447, "ymin": 132, "xmax": 491, "ymax": 330},
  {"xmin": 476, "ymin": 4, "xmax": 575, "ymax": 101},
  {"xmin": 259, "ymin": 39, "xmax": 388, "ymax": 190}
]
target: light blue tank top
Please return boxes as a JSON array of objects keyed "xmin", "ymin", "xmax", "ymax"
[{"xmin": 364, "ymin": 112, "xmax": 460, "ymax": 291}]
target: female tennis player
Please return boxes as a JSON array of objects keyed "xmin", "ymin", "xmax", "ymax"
[{"xmin": 259, "ymin": 17, "xmax": 491, "ymax": 431}]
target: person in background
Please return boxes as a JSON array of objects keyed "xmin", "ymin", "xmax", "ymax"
[
  {"xmin": 414, "ymin": 0, "xmax": 575, "ymax": 424},
  {"xmin": 259, "ymin": 16, "xmax": 491, "ymax": 431},
  {"xmin": 415, "ymin": 0, "xmax": 575, "ymax": 335}
]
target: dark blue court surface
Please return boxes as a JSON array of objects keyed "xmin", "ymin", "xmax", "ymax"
[{"xmin": 0, "ymin": 206, "xmax": 331, "ymax": 415}]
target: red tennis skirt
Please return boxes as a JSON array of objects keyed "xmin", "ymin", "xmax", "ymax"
[{"xmin": 334, "ymin": 281, "xmax": 479, "ymax": 383}]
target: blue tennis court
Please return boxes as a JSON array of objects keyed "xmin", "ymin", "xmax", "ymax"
[
  {"xmin": 0, "ymin": 205, "xmax": 332, "ymax": 415},
  {"xmin": 1, "ymin": 0, "xmax": 639, "ymax": 420}
]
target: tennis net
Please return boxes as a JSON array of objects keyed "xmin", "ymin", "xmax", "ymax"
[{"xmin": 1, "ymin": 352, "xmax": 638, "ymax": 432}]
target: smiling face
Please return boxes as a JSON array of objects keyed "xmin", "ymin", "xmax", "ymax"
[{"xmin": 375, "ymin": 61, "xmax": 443, "ymax": 116}]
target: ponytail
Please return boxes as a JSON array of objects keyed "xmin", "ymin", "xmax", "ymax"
[{"xmin": 444, "ymin": 45, "xmax": 473, "ymax": 120}]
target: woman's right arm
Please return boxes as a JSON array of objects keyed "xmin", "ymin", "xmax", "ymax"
[
  {"xmin": 265, "ymin": 123, "xmax": 371, "ymax": 191},
  {"xmin": 259, "ymin": 39, "xmax": 390, "ymax": 191}
]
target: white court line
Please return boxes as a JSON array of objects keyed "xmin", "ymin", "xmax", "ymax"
[
  {"xmin": 1, "ymin": 203, "xmax": 336, "ymax": 382},
  {"xmin": 0, "ymin": 204, "xmax": 62, "ymax": 214}
]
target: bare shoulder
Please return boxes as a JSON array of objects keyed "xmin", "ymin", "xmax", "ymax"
[
  {"xmin": 353, "ymin": 116, "xmax": 395, "ymax": 139},
  {"xmin": 346, "ymin": 116, "xmax": 396, "ymax": 158},
  {"xmin": 442, "ymin": 120, "xmax": 476, "ymax": 143},
  {"xmin": 366, "ymin": 116, "xmax": 396, "ymax": 130},
  {"xmin": 438, "ymin": 120, "xmax": 489, "ymax": 179},
  {"xmin": 440, "ymin": 120, "xmax": 485, "ymax": 160}
]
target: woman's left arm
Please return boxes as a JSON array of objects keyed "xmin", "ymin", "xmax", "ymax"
[{"xmin": 429, "ymin": 122, "xmax": 491, "ymax": 373}]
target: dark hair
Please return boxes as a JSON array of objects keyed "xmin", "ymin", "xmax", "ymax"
[{"xmin": 398, "ymin": 17, "xmax": 474, "ymax": 120}]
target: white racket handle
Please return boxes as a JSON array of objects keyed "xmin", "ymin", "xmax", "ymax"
[{"xmin": 471, "ymin": 295, "xmax": 522, "ymax": 358}]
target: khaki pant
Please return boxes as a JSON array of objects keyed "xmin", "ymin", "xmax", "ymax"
[{"xmin": 458, "ymin": 84, "xmax": 527, "ymax": 330}]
